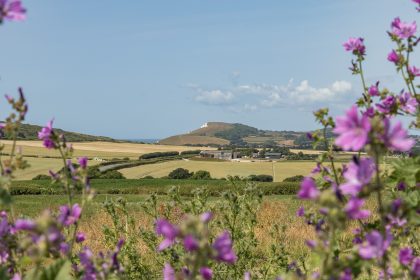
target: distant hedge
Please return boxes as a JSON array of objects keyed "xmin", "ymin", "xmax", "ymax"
[
  {"xmin": 283, "ymin": 175, "xmax": 304, "ymax": 182},
  {"xmin": 139, "ymin": 151, "xmax": 179, "ymax": 160},
  {"xmin": 248, "ymin": 174, "xmax": 273, "ymax": 182},
  {"xmin": 180, "ymin": 150, "xmax": 201, "ymax": 155}
]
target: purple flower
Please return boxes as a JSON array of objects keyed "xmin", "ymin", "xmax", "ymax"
[
  {"xmin": 296, "ymin": 206, "xmax": 305, "ymax": 217},
  {"xmin": 155, "ymin": 219, "xmax": 179, "ymax": 251},
  {"xmin": 399, "ymin": 247, "xmax": 413, "ymax": 266},
  {"xmin": 381, "ymin": 118, "xmax": 414, "ymax": 152},
  {"xmin": 183, "ymin": 235, "xmax": 199, "ymax": 252},
  {"xmin": 387, "ymin": 50, "xmax": 400, "ymax": 64},
  {"xmin": 408, "ymin": 65, "xmax": 420, "ymax": 77},
  {"xmin": 368, "ymin": 82, "xmax": 379, "ymax": 96},
  {"xmin": 412, "ymin": 257, "xmax": 420, "ymax": 277},
  {"xmin": 0, "ymin": 0, "xmax": 26, "ymax": 22},
  {"xmin": 343, "ymin": 37, "xmax": 366, "ymax": 56},
  {"xmin": 76, "ymin": 232, "xmax": 86, "ymax": 243},
  {"xmin": 58, "ymin": 204, "xmax": 82, "ymax": 227},
  {"xmin": 359, "ymin": 230, "xmax": 392, "ymax": 259},
  {"xmin": 340, "ymin": 158, "xmax": 375, "ymax": 196},
  {"xmin": 78, "ymin": 157, "xmax": 88, "ymax": 169},
  {"xmin": 163, "ymin": 263, "xmax": 175, "ymax": 280},
  {"xmin": 344, "ymin": 198, "xmax": 371, "ymax": 219},
  {"xmin": 14, "ymin": 219, "xmax": 36, "ymax": 231},
  {"xmin": 391, "ymin": 17, "xmax": 417, "ymax": 39},
  {"xmin": 305, "ymin": 240, "xmax": 316, "ymax": 249},
  {"xmin": 200, "ymin": 267, "xmax": 213, "ymax": 280},
  {"xmin": 334, "ymin": 105, "xmax": 371, "ymax": 151},
  {"xmin": 399, "ymin": 92, "xmax": 418, "ymax": 114},
  {"xmin": 38, "ymin": 120, "xmax": 56, "ymax": 149},
  {"xmin": 376, "ymin": 95, "xmax": 395, "ymax": 114},
  {"xmin": 200, "ymin": 212, "xmax": 213, "ymax": 223},
  {"xmin": 244, "ymin": 272, "xmax": 251, "ymax": 280},
  {"xmin": 212, "ymin": 231, "xmax": 237, "ymax": 264},
  {"xmin": 298, "ymin": 177, "xmax": 319, "ymax": 200},
  {"xmin": 340, "ymin": 269, "xmax": 352, "ymax": 280}
]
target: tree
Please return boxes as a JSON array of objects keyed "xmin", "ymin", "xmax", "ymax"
[
  {"xmin": 191, "ymin": 170, "xmax": 211, "ymax": 180},
  {"xmin": 168, "ymin": 168, "xmax": 192, "ymax": 179}
]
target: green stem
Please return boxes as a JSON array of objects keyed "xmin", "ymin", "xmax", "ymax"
[{"xmin": 358, "ymin": 59, "xmax": 370, "ymax": 106}]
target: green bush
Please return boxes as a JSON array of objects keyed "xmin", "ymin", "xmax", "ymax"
[
  {"xmin": 168, "ymin": 168, "xmax": 193, "ymax": 179},
  {"xmin": 180, "ymin": 150, "xmax": 201, "ymax": 155},
  {"xmin": 139, "ymin": 151, "xmax": 179, "ymax": 160},
  {"xmin": 248, "ymin": 174, "xmax": 273, "ymax": 182},
  {"xmin": 282, "ymin": 175, "xmax": 304, "ymax": 182},
  {"xmin": 32, "ymin": 174, "xmax": 51, "ymax": 180},
  {"xmin": 190, "ymin": 170, "xmax": 211, "ymax": 180}
]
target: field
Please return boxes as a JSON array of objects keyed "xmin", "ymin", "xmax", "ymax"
[{"xmin": 120, "ymin": 160, "xmax": 316, "ymax": 181}]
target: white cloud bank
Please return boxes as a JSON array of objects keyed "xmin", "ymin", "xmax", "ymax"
[{"xmin": 191, "ymin": 79, "xmax": 353, "ymax": 112}]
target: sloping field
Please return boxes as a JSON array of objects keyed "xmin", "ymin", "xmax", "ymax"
[
  {"xmin": 12, "ymin": 157, "xmax": 68, "ymax": 180},
  {"xmin": 0, "ymin": 140, "xmax": 209, "ymax": 159},
  {"xmin": 120, "ymin": 160, "xmax": 316, "ymax": 181},
  {"xmin": 158, "ymin": 135, "xmax": 229, "ymax": 146}
]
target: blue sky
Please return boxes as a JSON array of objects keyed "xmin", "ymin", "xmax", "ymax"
[{"xmin": 0, "ymin": 0, "xmax": 418, "ymax": 139}]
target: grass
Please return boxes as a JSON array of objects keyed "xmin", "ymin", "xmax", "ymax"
[{"xmin": 120, "ymin": 160, "xmax": 318, "ymax": 181}]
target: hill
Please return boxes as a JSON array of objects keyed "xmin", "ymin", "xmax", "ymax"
[
  {"xmin": 159, "ymin": 122, "xmax": 307, "ymax": 147},
  {"xmin": 1, "ymin": 123, "xmax": 115, "ymax": 142}
]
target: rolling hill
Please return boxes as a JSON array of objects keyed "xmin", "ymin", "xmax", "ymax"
[{"xmin": 0, "ymin": 123, "xmax": 116, "ymax": 142}]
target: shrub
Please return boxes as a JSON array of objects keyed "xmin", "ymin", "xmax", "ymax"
[
  {"xmin": 282, "ymin": 175, "xmax": 304, "ymax": 182},
  {"xmin": 247, "ymin": 174, "xmax": 273, "ymax": 182},
  {"xmin": 180, "ymin": 150, "xmax": 201, "ymax": 155},
  {"xmin": 190, "ymin": 170, "xmax": 211, "ymax": 180},
  {"xmin": 139, "ymin": 151, "xmax": 179, "ymax": 160},
  {"xmin": 32, "ymin": 174, "xmax": 51, "ymax": 180},
  {"xmin": 168, "ymin": 168, "xmax": 193, "ymax": 179}
]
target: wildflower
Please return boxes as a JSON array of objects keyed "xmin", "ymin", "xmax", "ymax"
[
  {"xmin": 381, "ymin": 118, "xmax": 414, "ymax": 152},
  {"xmin": 368, "ymin": 82, "xmax": 379, "ymax": 96},
  {"xmin": 344, "ymin": 198, "xmax": 371, "ymax": 219},
  {"xmin": 298, "ymin": 177, "xmax": 319, "ymax": 199},
  {"xmin": 212, "ymin": 231, "xmax": 237, "ymax": 264},
  {"xmin": 305, "ymin": 240, "xmax": 316, "ymax": 249},
  {"xmin": 78, "ymin": 157, "xmax": 88, "ymax": 169},
  {"xmin": 296, "ymin": 206, "xmax": 305, "ymax": 217},
  {"xmin": 340, "ymin": 269, "xmax": 352, "ymax": 280},
  {"xmin": 408, "ymin": 65, "xmax": 420, "ymax": 77},
  {"xmin": 343, "ymin": 37, "xmax": 366, "ymax": 56},
  {"xmin": 412, "ymin": 258, "xmax": 420, "ymax": 277},
  {"xmin": 334, "ymin": 105, "xmax": 371, "ymax": 151},
  {"xmin": 340, "ymin": 157, "xmax": 375, "ymax": 196},
  {"xmin": 391, "ymin": 17, "xmax": 417, "ymax": 39},
  {"xmin": 376, "ymin": 95, "xmax": 395, "ymax": 114},
  {"xmin": 200, "ymin": 212, "xmax": 213, "ymax": 223},
  {"xmin": 163, "ymin": 263, "xmax": 175, "ymax": 280},
  {"xmin": 38, "ymin": 120, "xmax": 56, "ymax": 149},
  {"xmin": 155, "ymin": 219, "xmax": 179, "ymax": 251},
  {"xmin": 359, "ymin": 230, "xmax": 392, "ymax": 259},
  {"xmin": 399, "ymin": 247, "xmax": 413, "ymax": 265},
  {"xmin": 399, "ymin": 92, "xmax": 418, "ymax": 114},
  {"xmin": 200, "ymin": 267, "xmax": 213, "ymax": 280},
  {"xmin": 58, "ymin": 204, "xmax": 82, "ymax": 227},
  {"xmin": 183, "ymin": 235, "xmax": 199, "ymax": 252},
  {"xmin": 14, "ymin": 219, "xmax": 36, "ymax": 231},
  {"xmin": 0, "ymin": 0, "xmax": 26, "ymax": 22},
  {"xmin": 387, "ymin": 50, "xmax": 401, "ymax": 64},
  {"xmin": 244, "ymin": 272, "xmax": 251, "ymax": 280},
  {"xmin": 76, "ymin": 232, "xmax": 86, "ymax": 243}
]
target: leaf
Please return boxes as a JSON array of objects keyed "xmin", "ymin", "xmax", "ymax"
[
  {"xmin": 387, "ymin": 157, "xmax": 420, "ymax": 188},
  {"xmin": 0, "ymin": 188, "xmax": 12, "ymax": 205},
  {"xmin": 24, "ymin": 259, "xmax": 73, "ymax": 280}
]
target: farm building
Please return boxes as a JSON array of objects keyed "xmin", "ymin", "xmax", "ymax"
[
  {"xmin": 199, "ymin": 150, "xmax": 240, "ymax": 160},
  {"xmin": 264, "ymin": 152, "xmax": 283, "ymax": 159}
]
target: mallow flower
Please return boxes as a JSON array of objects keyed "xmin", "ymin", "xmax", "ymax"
[
  {"xmin": 58, "ymin": 204, "xmax": 82, "ymax": 227},
  {"xmin": 399, "ymin": 92, "xmax": 418, "ymax": 114},
  {"xmin": 381, "ymin": 118, "xmax": 414, "ymax": 152},
  {"xmin": 155, "ymin": 219, "xmax": 179, "ymax": 251},
  {"xmin": 38, "ymin": 120, "xmax": 56, "ymax": 149},
  {"xmin": 387, "ymin": 50, "xmax": 400, "ymax": 64},
  {"xmin": 334, "ymin": 105, "xmax": 371, "ymax": 151},
  {"xmin": 359, "ymin": 230, "xmax": 392, "ymax": 259},
  {"xmin": 344, "ymin": 197, "xmax": 371, "ymax": 219},
  {"xmin": 298, "ymin": 177, "xmax": 319, "ymax": 200},
  {"xmin": 391, "ymin": 17, "xmax": 417, "ymax": 39},
  {"xmin": 343, "ymin": 37, "xmax": 366, "ymax": 56},
  {"xmin": 340, "ymin": 157, "xmax": 375, "ymax": 196},
  {"xmin": 399, "ymin": 247, "xmax": 413, "ymax": 266},
  {"xmin": 0, "ymin": 0, "xmax": 26, "ymax": 22},
  {"xmin": 408, "ymin": 65, "xmax": 420, "ymax": 77},
  {"xmin": 212, "ymin": 231, "xmax": 237, "ymax": 264}
]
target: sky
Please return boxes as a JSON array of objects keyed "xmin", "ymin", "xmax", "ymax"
[{"xmin": 0, "ymin": 0, "xmax": 418, "ymax": 139}]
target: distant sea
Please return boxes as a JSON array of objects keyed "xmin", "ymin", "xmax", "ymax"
[{"xmin": 124, "ymin": 138, "xmax": 160, "ymax": 144}]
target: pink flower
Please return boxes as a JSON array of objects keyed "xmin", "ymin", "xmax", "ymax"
[
  {"xmin": 340, "ymin": 157, "xmax": 375, "ymax": 196},
  {"xmin": 38, "ymin": 120, "xmax": 56, "ymax": 149},
  {"xmin": 359, "ymin": 230, "xmax": 392, "ymax": 259},
  {"xmin": 387, "ymin": 50, "xmax": 400, "ymax": 64},
  {"xmin": 212, "ymin": 231, "xmax": 237, "ymax": 264},
  {"xmin": 296, "ymin": 206, "xmax": 305, "ymax": 217},
  {"xmin": 399, "ymin": 247, "xmax": 413, "ymax": 266},
  {"xmin": 298, "ymin": 177, "xmax": 319, "ymax": 200},
  {"xmin": 58, "ymin": 204, "xmax": 82, "ymax": 227},
  {"xmin": 199, "ymin": 267, "xmax": 213, "ymax": 280},
  {"xmin": 334, "ymin": 105, "xmax": 371, "ymax": 151},
  {"xmin": 155, "ymin": 219, "xmax": 179, "ymax": 251},
  {"xmin": 391, "ymin": 17, "xmax": 417, "ymax": 39},
  {"xmin": 399, "ymin": 92, "xmax": 418, "ymax": 114},
  {"xmin": 412, "ymin": 258, "xmax": 420, "ymax": 277},
  {"xmin": 344, "ymin": 198, "xmax": 371, "ymax": 219},
  {"xmin": 408, "ymin": 65, "xmax": 420, "ymax": 77},
  {"xmin": 78, "ymin": 157, "xmax": 88, "ymax": 169},
  {"xmin": 0, "ymin": 0, "xmax": 26, "ymax": 22},
  {"xmin": 368, "ymin": 82, "xmax": 379, "ymax": 96},
  {"xmin": 381, "ymin": 118, "xmax": 414, "ymax": 152},
  {"xmin": 163, "ymin": 263, "xmax": 175, "ymax": 280},
  {"xmin": 376, "ymin": 96, "xmax": 396, "ymax": 114},
  {"xmin": 343, "ymin": 37, "xmax": 366, "ymax": 56}
]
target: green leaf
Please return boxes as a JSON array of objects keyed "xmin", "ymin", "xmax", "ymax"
[{"xmin": 0, "ymin": 188, "xmax": 12, "ymax": 205}]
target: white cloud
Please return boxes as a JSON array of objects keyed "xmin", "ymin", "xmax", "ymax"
[
  {"xmin": 195, "ymin": 90, "xmax": 234, "ymax": 105},
  {"xmin": 189, "ymin": 79, "xmax": 353, "ymax": 112}
]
